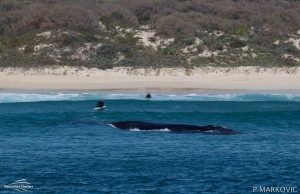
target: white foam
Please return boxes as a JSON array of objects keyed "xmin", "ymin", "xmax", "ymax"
[
  {"xmin": 108, "ymin": 124, "xmax": 117, "ymax": 128},
  {"xmin": 204, "ymin": 130, "xmax": 215, "ymax": 133},
  {"xmin": 0, "ymin": 92, "xmax": 300, "ymax": 103},
  {"xmin": 129, "ymin": 128, "xmax": 171, "ymax": 132},
  {"xmin": 0, "ymin": 92, "xmax": 100, "ymax": 103}
]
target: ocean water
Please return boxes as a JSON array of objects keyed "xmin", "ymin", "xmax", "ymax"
[{"xmin": 0, "ymin": 92, "xmax": 299, "ymax": 193}]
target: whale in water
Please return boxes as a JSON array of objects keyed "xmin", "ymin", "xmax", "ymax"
[{"xmin": 110, "ymin": 121, "xmax": 239, "ymax": 135}]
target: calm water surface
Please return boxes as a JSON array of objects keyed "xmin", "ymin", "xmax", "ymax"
[{"xmin": 0, "ymin": 93, "xmax": 299, "ymax": 193}]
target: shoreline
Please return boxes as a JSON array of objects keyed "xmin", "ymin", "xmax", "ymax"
[
  {"xmin": 1, "ymin": 89, "xmax": 300, "ymax": 94},
  {"xmin": 1, "ymin": 66, "xmax": 300, "ymax": 92}
]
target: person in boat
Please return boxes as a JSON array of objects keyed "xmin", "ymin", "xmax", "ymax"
[
  {"xmin": 96, "ymin": 99, "xmax": 105, "ymax": 108},
  {"xmin": 146, "ymin": 92, "xmax": 152, "ymax": 99}
]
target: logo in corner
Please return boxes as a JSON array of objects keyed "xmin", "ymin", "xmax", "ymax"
[{"xmin": 3, "ymin": 179, "xmax": 33, "ymax": 192}]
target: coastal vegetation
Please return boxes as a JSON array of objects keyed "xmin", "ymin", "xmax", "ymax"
[{"xmin": 0, "ymin": 0, "xmax": 299, "ymax": 69}]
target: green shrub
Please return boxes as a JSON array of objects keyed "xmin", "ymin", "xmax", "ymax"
[
  {"xmin": 202, "ymin": 36, "xmax": 214, "ymax": 47},
  {"xmin": 0, "ymin": 0, "xmax": 22, "ymax": 11},
  {"xmin": 48, "ymin": 4, "xmax": 100, "ymax": 33},
  {"xmin": 181, "ymin": 37, "xmax": 194, "ymax": 46},
  {"xmin": 213, "ymin": 41, "xmax": 224, "ymax": 51},
  {"xmin": 24, "ymin": 45, "xmax": 34, "ymax": 54},
  {"xmin": 229, "ymin": 38, "xmax": 246, "ymax": 48},
  {"xmin": 160, "ymin": 46, "xmax": 177, "ymax": 55},
  {"xmin": 118, "ymin": 57, "xmax": 137, "ymax": 67},
  {"xmin": 120, "ymin": 45, "xmax": 134, "ymax": 58},
  {"xmin": 155, "ymin": 15, "xmax": 196, "ymax": 37},
  {"xmin": 96, "ymin": 3, "xmax": 138, "ymax": 28},
  {"xmin": 96, "ymin": 44, "xmax": 117, "ymax": 59},
  {"xmin": 0, "ymin": 25, "xmax": 5, "ymax": 35},
  {"xmin": 232, "ymin": 26, "xmax": 248, "ymax": 36},
  {"xmin": 282, "ymin": 43, "xmax": 299, "ymax": 54},
  {"xmin": 88, "ymin": 57, "xmax": 113, "ymax": 69},
  {"xmin": 111, "ymin": 11, "xmax": 124, "ymax": 21},
  {"xmin": 101, "ymin": 11, "xmax": 129, "ymax": 29},
  {"xmin": 115, "ymin": 33, "xmax": 139, "ymax": 46},
  {"xmin": 59, "ymin": 32, "xmax": 82, "ymax": 47}
]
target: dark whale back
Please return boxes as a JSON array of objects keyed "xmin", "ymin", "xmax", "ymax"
[{"xmin": 110, "ymin": 121, "xmax": 239, "ymax": 135}]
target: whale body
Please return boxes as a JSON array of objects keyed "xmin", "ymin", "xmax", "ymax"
[{"xmin": 110, "ymin": 121, "xmax": 239, "ymax": 135}]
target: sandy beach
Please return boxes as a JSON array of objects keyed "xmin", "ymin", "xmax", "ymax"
[{"xmin": 1, "ymin": 66, "xmax": 300, "ymax": 92}]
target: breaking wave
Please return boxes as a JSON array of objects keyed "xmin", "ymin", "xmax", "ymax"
[{"xmin": 1, "ymin": 92, "xmax": 300, "ymax": 103}]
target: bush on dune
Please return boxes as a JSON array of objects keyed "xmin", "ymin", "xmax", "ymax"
[
  {"xmin": 118, "ymin": 0, "xmax": 158, "ymax": 24},
  {"xmin": 1, "ymin": 1, "xmax": 101, "ymax": 35},
  {"xmin": 154, "ymin": 14, "xmax": 196, "ymax": 37},
  {"xmin": 0, "ymin": 0, "xmax": 23, "ymax": 11},
  {"xmin": 96, "ymin": 3, "xmax": 138, "ymax": 28},
  {"xmin": 0, "ymin": 0, "xmax": 299, "ymax": 37},
  {"xmin": 8, "ymin": 3, "xmax": 48, "ymax": 35},
  {"xmin": 0, "ymin": 0, "xmax": 299, "ymax": 68},
  {"xmin": 47, "ymin": 4, "xmax": 100, "ymax": 33}
]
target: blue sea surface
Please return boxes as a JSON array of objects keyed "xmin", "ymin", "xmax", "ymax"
[{"xmin": 0, "ymin": 93, "xmax": 299, "ymax": 193}]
